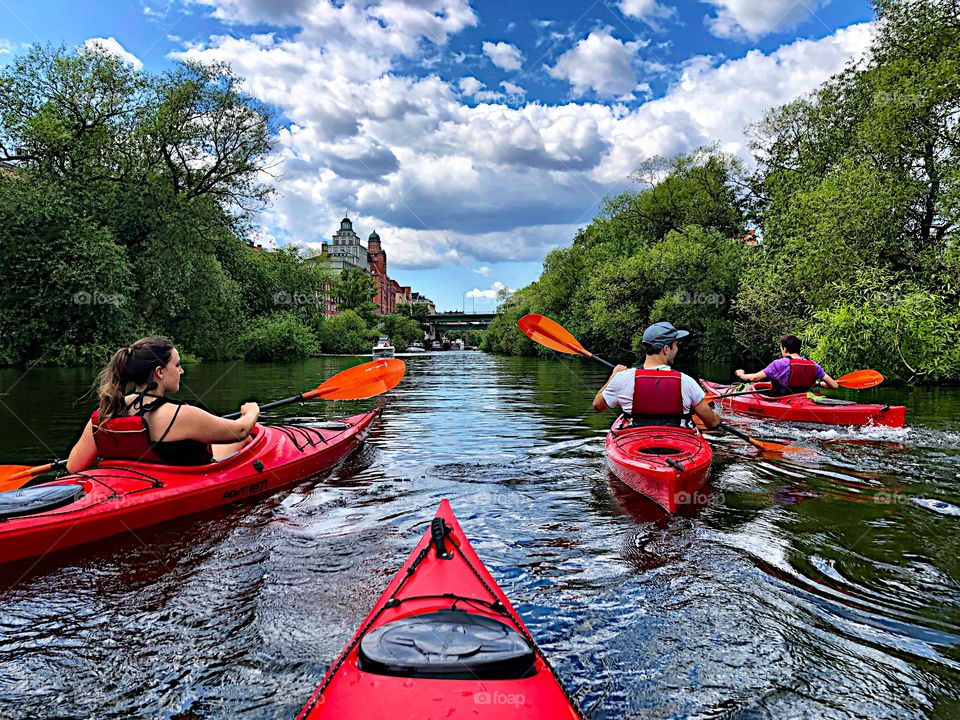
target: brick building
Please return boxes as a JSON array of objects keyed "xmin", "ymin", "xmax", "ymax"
[
  {"xmin": 314, "ymin": 217, "xmax": 413, "ymax": 315},
  {"xmin": 367, "ymin": 230, "xmax": 411, "ymax": 314}
]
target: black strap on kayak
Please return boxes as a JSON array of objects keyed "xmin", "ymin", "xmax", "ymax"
[
  {"xmin": 431, "ymin": 517, "xmax": 452, "ymax": 559},
  {"xmin": 299, "ymin": 520, "xmax": 587, "ymax": 719}
]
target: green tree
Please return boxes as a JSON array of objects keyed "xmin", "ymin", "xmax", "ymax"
[
  {"xmin": 317, "ymin": 310, "xmax": 377, "ymax": 354},
  {"xmin": 380, "ymin": 314, "xmax": 423, "ymax": 350},
  {"xmin": 396, "ymin": 302, "xmax": 429, "ymax": 320},
  {"xmin": 0, "ymin": 177, "xmax": 135, "ymax": 365},
  {"xmin": 483, "ymin": 149, "xmax": 748, "ymax": 364},
  {"xmin": 0, "ymin": 44, "xmax": 293, "ymax": 366},
  {"xmin": 334, "ymin": 269, "xmax": 378, "ymax": 324},
  {"xmin": 238, "ymin": 312, "xmax": 318, "ymax": 362},
  {"xmin": 740, "ymin": 0, "xmax": 960, "ymax": 378}
]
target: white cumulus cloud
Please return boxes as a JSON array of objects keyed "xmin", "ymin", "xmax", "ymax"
[
  {"xmin": 84, "ymin": 37, "xmax": 144, "ymax": 69},
  {"xmin": 500, "ymin": 80, "xmax": 525, "ymax": 97},
  {"xmin": 593, "ymin": 22, "xmax": 873, "ymax": 182},
  {"xmin": 458, "ymin": 76, "xmax": 483, "ymax": 96},
  {"xmin": 547, "ymin": 28, "xmax": 649, "ymax": 98},
  {"xmin": 620, "ymin": 0, "xmax": 676, "ymax": 31},
  {"xmin": 482, "ymin": 40, "xmax": 524, "ymax": 71},
  {"xmin": 467, "ymin": 280, "xmax": 512, "ymax": 300},
  {"xmin": 169, "ymin": 0, "xmax": 873, "ymax": 272},
  {"xmin": 702, "ymin": 0, "xmax": 831, "ymax": 40}
]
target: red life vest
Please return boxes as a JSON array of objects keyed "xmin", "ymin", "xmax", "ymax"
[
  {"xmin": 629, "ymin": 369, "xmax": 686, "ymax": 427},
  {"xmin": 786, "ymin": 358, "xmax": 818, "ymax": 392},
  {"xmin": 91, "ymin": 410, "xmax": 167, "ymax": 463}
]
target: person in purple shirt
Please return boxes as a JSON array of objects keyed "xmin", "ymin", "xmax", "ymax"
[{"xmin": 735, "ymin": 334, "xmax": 840, "ymax": 396}]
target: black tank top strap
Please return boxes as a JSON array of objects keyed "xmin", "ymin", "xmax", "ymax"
[
  {"xmin": 154, "ymin": 402, "xmax": 183, "ymax": 443},
  {"xmin": 127, "ymin": 386, "xmax": 167, "ymax": 414}
]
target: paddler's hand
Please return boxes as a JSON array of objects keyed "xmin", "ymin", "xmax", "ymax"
[
  {"xmin": 240, "ymin": 402, "xmax": 260, "ymax": 421},
  {"xmin": 610, "ymin": 364, "xmax": 628, "ymax": 378},
  {"xmin": 735, "ymin": 368, "xmax": 746, "ymax": 379}
]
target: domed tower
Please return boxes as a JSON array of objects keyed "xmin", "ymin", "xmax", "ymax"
[
  {"xmin": 367, "ymin": 229, "xmax": 388, "ymax": 314},
  {"xmin": 323, "ymin": 215, "xmax": 368, "ymax": 272},
  {"xmin": 332, "ymin": 216, "xmax": 360, "ymax": 246},
  {"xmin": 367, "ymin": 230, "xmax": 386, "ymax": 275}
]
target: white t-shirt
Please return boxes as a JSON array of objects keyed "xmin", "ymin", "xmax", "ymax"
[{"xmin": 602, "ymin": 365, "xmax": 705, "ymax": 416}]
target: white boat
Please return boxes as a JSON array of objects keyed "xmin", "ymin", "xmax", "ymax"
[
  {"xmin": 372, "ymin": 337, "xmax": 395, "ymax": 359},
  {"xmin": 404, "ymin": 345, "xmax": 425, "ymax": 353},
  {"xmin": 431, "ymin": 341, "xmax": 442, "ymax": 351},
  {"xmin": 451, "ymin": 339, "xmax": 465, "ymax": 351}
]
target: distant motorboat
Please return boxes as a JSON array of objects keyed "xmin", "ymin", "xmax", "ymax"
[
  {"xmin": 405, "ymin": 345, "xmax": 425, "ymax": 353},
  {"xmin": 431, "ymin": 341, "xmax": 442, "ymax": 351},
  {"xmin": 451, "ymin": 339, "xmax": 465, "ymax": 351},
  {"xmin": 372, "ymin": 337, "xmax": 395, "ymax": 359}
]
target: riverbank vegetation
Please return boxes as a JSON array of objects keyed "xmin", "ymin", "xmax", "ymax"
[
  {"xmin": 482, "ymin": 0, "xmax": 959, "ymax": 382},
  {"xmin": 0, "ymin": 46, "xmax": 423, "ymax": 364}
]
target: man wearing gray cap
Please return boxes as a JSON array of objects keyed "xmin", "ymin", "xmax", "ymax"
[{"xmin": 592, "ymin": 322, "xmax": 721, "ymax": 429}]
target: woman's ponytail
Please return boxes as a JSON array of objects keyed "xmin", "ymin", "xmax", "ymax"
[
  {"xmin": 95, "ymin": 338, "xmax": 174, "ymax": 424},
  {"xmin": 96, "ymin": 347, "xmax": 132, "ymax": 424}
]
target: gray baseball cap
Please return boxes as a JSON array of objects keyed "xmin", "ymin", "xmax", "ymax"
[{"xmin": 642, "ymin": 321, "xmax": 689, "ymax": 349}]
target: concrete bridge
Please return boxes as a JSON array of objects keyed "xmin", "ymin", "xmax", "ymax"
[{"xmin": 423, "ymin": 311, "xmax": 496, "ymax": 339}]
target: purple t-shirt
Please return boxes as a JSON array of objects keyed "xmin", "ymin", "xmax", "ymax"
[{"xmin": 762, "ymin": 357, "xmax": 826, "ymax": 389}]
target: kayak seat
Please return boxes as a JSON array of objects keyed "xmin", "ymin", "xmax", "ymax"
[
  {"xmin": 0, "ymin": 484, "xmax": 85, "ymax": 521},
  {"xmin": 359, "ymin": 609, "xmax": 536, "ymax": 680}
]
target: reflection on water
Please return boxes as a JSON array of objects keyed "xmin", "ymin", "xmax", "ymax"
[{"xmin": 0, "ymin": 353, "xmax": 958, "ymax": 718}]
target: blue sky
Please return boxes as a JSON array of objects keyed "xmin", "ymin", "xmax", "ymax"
[{"xmin": 1, "ymin": 0, "xmax": 875, "ymax": 311}]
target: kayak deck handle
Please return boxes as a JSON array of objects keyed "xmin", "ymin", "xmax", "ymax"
[
  {"xmin": 665, "ymin": 458, "xmax": 685, "ymax": 472},
  {"xmin": 431, "ymin": 517, "xmax": 452, "ymax": 560}
]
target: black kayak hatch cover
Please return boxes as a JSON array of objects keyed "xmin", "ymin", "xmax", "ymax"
[
  {"xmin": 358, "ymin": 609, "xmax": 536, "ymax": 680},
  {"xmin": 0, "ymin": 484, "xmax": 85, "ymax": 521}
]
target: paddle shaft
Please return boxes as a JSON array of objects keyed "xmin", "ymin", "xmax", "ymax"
[
  {"xmin": 705, "ymin": 387, "xmax": 773, "ymax": 401},
  {"xmin": 4, "ymin": 459, "xmax": 68, "ymax": 487},
  {"xmin": 582, "ymin": 351, "xmax": 615, "ymax": 369},
  {"xmin": 222, "ymin": 393, "xmax": 305, "ymax": 420},
  {"xmin": 717, "ymin": 422, "xmax": 754, "ymax": 444}
]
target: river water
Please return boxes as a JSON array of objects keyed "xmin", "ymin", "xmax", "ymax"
[{"xmin": 0, "ymin": 352, "xmax": 958, "ymax": 718}]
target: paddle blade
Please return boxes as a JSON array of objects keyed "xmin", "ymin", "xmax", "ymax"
[
  {"xmin": 0, "ymin": 465, "xmax": 34, "ymax": 484},
  {"xmin": 516, "ymin": 314, "xmax": 589, "ymax": 357},
  {"xmin": 0, "ymin": 463, "xmax": 52, "ymax": 492},
  {"xmin": 308, "ymin": 359, "xmax": 406, "ymax": 400},
  {"xmin": 749, "ymin": 437, "xmax": 805, "ymax": 454},
  {"xmin": 836, "ymin": 369, "xmax": 884, "ymax": 389}
]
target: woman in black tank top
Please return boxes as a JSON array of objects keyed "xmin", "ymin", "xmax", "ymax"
[
  {"xmin": 130, "ymin": 394, "xmax": 214, "ymax": 466},
  {"xmin": 67, "ymin": 337, "xmax": 260, "ymax": 472}
]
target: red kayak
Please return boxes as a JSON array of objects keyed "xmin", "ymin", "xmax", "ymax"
[
  {"xmin": 297, "ymin": 499, "xmax": 583, "ymax": 719},
  {"xmin": 605, "ymin": 416, "xmax": 713, "ymax": 513},
  {"xmin": 0, "ymin": 411, "xmax": 379, "ymax": 564},
  {"xmin": 701, "ymin": 380, "xmax": 906, "ymax": 427}
]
